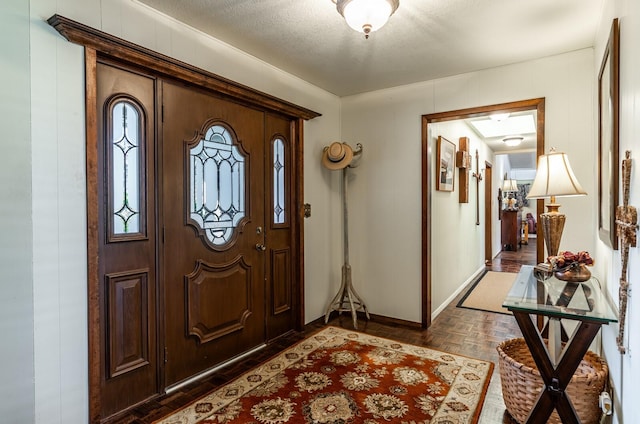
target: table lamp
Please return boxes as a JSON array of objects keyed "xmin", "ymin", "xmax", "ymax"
[
  {"xmin": 526, "ymin": 148, "xmax": 587, "ymax": 256},
  {"xmin": 502, "ymin": 178, "xmax": 519, "ymax": 210},
  {"xmin": 502, "ymin": 178, "xmax": 519, "ymax": 192}
]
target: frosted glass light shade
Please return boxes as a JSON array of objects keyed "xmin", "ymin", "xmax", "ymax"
[
  {"xmin": 336, "ymin": 0, "xmax": 399, "ymax": 37},
  {"xmin": 503, "ymin": 136, "xmax": 523, "ymax": 147},
  {"xmin": 527, "ymin": 150, "xmax": 587, "ymax": 199}
]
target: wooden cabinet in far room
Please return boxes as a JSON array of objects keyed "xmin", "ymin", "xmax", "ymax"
[{"xmin": 501, "ymin": 210, "xmax": 522, "ymax": 251}]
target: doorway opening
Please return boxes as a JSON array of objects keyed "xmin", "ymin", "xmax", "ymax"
[{"xmin": 421, "ymin": 98, "xmax": 545, "ymax": 328}]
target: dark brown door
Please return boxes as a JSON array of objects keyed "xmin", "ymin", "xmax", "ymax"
[
  {"xmin": 264, "ymin": 113, "xmax": 296, "ymax": 339},
  {"xmin": 96, "ymin": 62, "xmax": 158, "ymax": 417},
  {"xmin": 161, "ymin": 81, "xmax": 267, "ymax": 387},
  {"xmin": 484, "ymin": 162, "xmax": 493, "ymax": 263}
]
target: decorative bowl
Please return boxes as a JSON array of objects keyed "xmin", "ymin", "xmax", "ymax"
[{"xmin": 554, "ymin": 263, "xmax": 591, "ymax": 282}]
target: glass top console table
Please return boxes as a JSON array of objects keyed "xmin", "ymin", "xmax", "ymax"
[{"xmin": 502, "ymin": 265, "xmax": 617, "ymax": 423}]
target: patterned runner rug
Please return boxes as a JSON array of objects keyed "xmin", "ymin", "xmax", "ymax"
[{"xmin": 156, "ymin": 326, "xmax": 493, "ymax": 424}]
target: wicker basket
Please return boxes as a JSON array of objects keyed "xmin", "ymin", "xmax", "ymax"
[{"xmin": 497, "ymin": 338, "xmax": 608, "ymax": 424}]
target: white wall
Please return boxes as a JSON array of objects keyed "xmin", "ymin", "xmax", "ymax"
[
  {"xmin": 19, "ymin": 0, "xmax": 341, "ymax": 423},
  {"xmin": 0, "ymin": 1, "xmax": 35, "ymax": 423},
  {"xmin": 594, "ymin": 1, "xmax": 640, "ymax": 422},
  {"xmin": 427, "ymin": 121, "xmax": 493, "ymax": 313},
  {"xmin": 341, "ymin": 49, "xmax": 596, "ymax": 322}
]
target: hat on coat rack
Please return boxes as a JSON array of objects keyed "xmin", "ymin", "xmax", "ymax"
[{"xmin": 322, "ymin": 142, "xmax": 354, "ymax": 170}]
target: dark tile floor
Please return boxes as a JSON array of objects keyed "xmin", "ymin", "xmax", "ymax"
[{"xmin": 105, "ymin": 243, "xmax": 537, "ymax": 424}]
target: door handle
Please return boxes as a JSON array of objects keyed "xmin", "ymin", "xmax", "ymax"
[{"xmin": 255, "ymin": 243, "xmax": 266, "ymax": 251}]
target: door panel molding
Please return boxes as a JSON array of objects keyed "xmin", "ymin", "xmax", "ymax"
[
  {"xmin": 271, "ymin": 248, "xmax": 292, "ymax": 315},
  {"xmin": 186, "ymin": 258, "xmax": 253, "ymax": 343},
  {"xmin": 106, "ymin": 270, "xmax": 150, "ymax": 378}
]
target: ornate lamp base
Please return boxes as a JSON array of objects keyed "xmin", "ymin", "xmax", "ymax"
[{"xmin": 540, "ymin": 210, "xmax": 565, "ymax": 257}]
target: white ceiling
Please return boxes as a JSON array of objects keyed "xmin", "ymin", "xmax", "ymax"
[
  {"xmin": 508, "ymin": 152, "xmax": 537, "ymax": 170},
  {"xmin": 465, "ymin": 110, "xmax": 537, "ymax": 154},
  {"xmin": 137, "ymin": 0, "xmax": 604, "ymax": 97}
]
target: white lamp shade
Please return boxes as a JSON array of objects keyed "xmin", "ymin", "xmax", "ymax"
[
  {"xmin": 527, "ymin": 151, "xmax": 587, "ymax": 199},
  {"xmin": 338, "ymin": 0, "xmax": 399, "ymax": 34},
  {"xmin": 502, "ymin": 179, "xmax": 519, "ymax": 192}
]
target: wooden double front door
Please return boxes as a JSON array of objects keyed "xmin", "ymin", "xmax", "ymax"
[{"xmin": 96, "ymin": 61, "xmax": 299, "ymax": 418}]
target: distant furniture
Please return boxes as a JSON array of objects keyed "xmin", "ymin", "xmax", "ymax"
[
  {"xmin": 501, "ymin": 210, "xmax": 522, "ymax": 251},
  {"xmin": 526, "ymin": 212, "xmax": 537, "ymax": 234}
]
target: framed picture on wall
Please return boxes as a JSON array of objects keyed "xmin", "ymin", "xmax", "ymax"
[
  {"xmin": 598, "ymin": 18, "xmax": 619, "ymax": 249},
  {"xmin": 436, "ymin": 136, "xmax": 455, "ymax": 191}
]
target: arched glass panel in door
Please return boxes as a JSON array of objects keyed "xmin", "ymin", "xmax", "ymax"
[
  {"xmin": 189, "ymin": 124, "xmax": 246, "ymax": 246},
  {"xmin": 109, "ymin": 99, "xmax": 144, "ymax": 240}
]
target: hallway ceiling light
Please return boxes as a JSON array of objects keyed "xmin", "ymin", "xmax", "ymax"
[
  {"xmin": 333, "ymin": 0, "xmax": 400, "ymax": 39},
  {"xmin": 503, "ymin": 136, "xmax": 524, "ymax": 147}
]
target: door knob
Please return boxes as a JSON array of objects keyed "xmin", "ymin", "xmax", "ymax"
[{"xmin": 256, "ymin": 243, "xmax": 266, "ymax": 251}]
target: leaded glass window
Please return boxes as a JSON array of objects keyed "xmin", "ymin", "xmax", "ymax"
[
  {"xmin": 111, "ymin": 100, "xmax": 141, "ymax": 236},
  {"xmin": 189, "ymin": 125, "xmax": 246, "ymax": 246},
  {"xmin": 273, "ymin": 138, "xmax": 285, "ymax": 224}
]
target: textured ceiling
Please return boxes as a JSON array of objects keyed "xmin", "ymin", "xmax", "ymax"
[{"xmin": 137, "ymin": 0, "xmax": 604, "ymax": 97}]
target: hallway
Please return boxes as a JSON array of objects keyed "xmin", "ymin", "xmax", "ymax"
[{"xmin": 488, "ymin": 237, "xmax": 538, "ymax": 273}]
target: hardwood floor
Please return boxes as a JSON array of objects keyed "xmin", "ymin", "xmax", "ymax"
[
  {"xmin": 487, "ymin": 236, "xmax": 538, "ymax": 272},
  {"xmin": 104, "ymin": 244, "xmax": 537, "ymax": 424}
]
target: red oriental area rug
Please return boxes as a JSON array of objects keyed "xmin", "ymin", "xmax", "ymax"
[{"xmin": 156, "ymin": 326, "xmax": 493, "ymax": 424}]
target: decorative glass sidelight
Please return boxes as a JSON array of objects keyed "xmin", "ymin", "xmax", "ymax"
[
  {"xmin": 273, "ymin": 138, "xmax": 285, "ymax": 224},
  {"xmin": 189, "ymin": 125, "xmax": 245, "ymax": 246},
  {"xmin": 111, "ymin": 100, "xmax": 141, "ymax": 235}
]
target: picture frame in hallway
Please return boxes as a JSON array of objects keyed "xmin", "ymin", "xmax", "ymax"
[
  {"xmin": 598, "ymin": 18, "xmax": 619, "ymax": 249},
  {"xmin": 436, "ymin": 136, "xmax": 455, "ymax": 191}
]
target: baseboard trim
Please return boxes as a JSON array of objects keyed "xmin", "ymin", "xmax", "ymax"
[
  {"xmin": 307, "ymin": 312, "xmax": 421, "ymax": 329},
  {"xmin": 432, "ymin": 265, "xmax": 486, "ymax": 319}
]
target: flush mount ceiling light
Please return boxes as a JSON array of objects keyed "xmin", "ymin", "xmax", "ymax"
[
  {"xmin": 503, "ymin": 136, "xmax": 524, "ymax": 147},
  {"xmin": 333, "ymin": 0, "xmax": 400, "ymax": 39}
]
